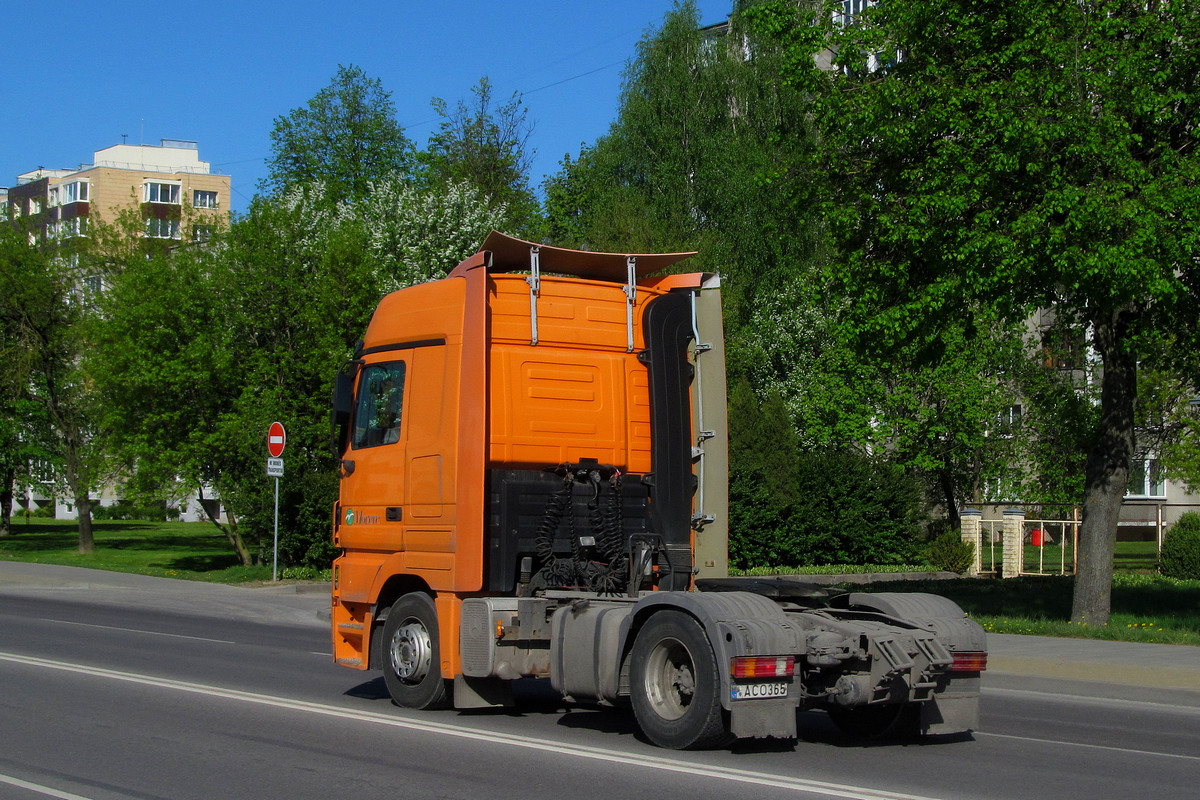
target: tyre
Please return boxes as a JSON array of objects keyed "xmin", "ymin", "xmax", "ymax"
[
  {"xmin": 381, "ymin": 592, "xmax": 451, "ymax": 710},
  {"xmin": 630, "ymin": 611, "xmax": 732, "ymax": 750}
]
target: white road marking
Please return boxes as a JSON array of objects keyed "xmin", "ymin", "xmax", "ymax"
[
  {"xmin": 38, "ymin": 618, "xmax": 234, "ymax": 644},
  {"xmin": 0, "ymin": 651, "xmax": 940, "ymax": 800},
  {"xmin": 975, "ymin": 731, "xmax": 1200, "ymax": 762},
  {"xmin": 0, "ymin": 772, "xmax": 97, "ymax": 800}
]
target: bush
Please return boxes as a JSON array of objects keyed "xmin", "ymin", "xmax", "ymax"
[
  {"xmin": 927, "ymin": 530, "xmax": 975, "ymax": 574},
  {"xmin": 1160, "ymin": 512, "xmax": 1200, "ymax": 580},
  {"xmin": 789, "ymin": 449, "xmax": 926, "ymax": 566},
  {"xmin": 92, "ymin": 499, "xmax": 170, "ymax": 521},
  {"xmin": 726, "ymin": 379, "xmax": 927, "ymax": 569}
]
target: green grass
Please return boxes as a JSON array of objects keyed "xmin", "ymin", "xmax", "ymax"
[
  {"xmin": 0, "ymin": 518, "xmax": 277, "ymax": 583},
  {"xmin": 1113, "ymin": 540, "xmax": 1162, "ymax": 571}
]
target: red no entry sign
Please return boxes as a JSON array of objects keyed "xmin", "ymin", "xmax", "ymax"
[{"xmin": 267, "ymin": 422, "xmax": 286, "ymax": 458}]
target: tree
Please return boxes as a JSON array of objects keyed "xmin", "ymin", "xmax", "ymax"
[
  {"xmin": 420, "ymin": 77, "xmax": 540, "ymax": 236},
  {"xmin": 872, "ymin": 317, "xmax": 1031, "ymax": 531},
  {"xmin": 92, "ymin": 243, "xmax": 254, "ymax": 562},
  {"xmin": 0, "ymin": 224, "xmax": 111, "ymax": 551},
  {"xmin": 751, "ymin": 0, "xmax": 1200, "ymax": 623},
  {"xmin": 264, "ymin": 64, "xmax": 415, "ymax": 202},
  {"xmin": 94, "ymin": 179, "xmax": 506, "ymax": 567},
  {"xmin": 354, "ymin": 176, "xmax": 509, "ymax": 292},
  {"xmin": 0, "ymin": 232, "xmax": 51, "ymax": 536}
]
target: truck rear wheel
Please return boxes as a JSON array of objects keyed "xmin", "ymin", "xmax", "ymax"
[
  {"xmin": 382, "ymin": 593, "xmax": 450, "ymax": 710},
  {"xmin": 630, "ymin": 611, "xmax": 732, "ymax": 750}
]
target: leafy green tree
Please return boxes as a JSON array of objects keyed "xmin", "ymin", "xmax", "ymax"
[
  {"xmin": 264, "ymin": 64, "xmax": 415, "ymax": 202},
  {"xmin": 0, "ymin": 224, "xmax": 111, "ymax": 551},
  {"xmin": 0, "ymin": 233, "xmax": 51, "ymax": 536},
  {"xmin": 96, "ymin": 187, "xmax": 379, "ymax": 566},
  {"xmin": 92, "ymin": 243, "xmax": 254, "ymax": 562},
  {"xmin": 751, "ymin": 0, "xmax": 1200, "ymax": 623},
  {"xmin": 876, "ymin": 317, "xmax": 1032, "ymax": 529},
  {"xmin": 420, "ymin": 77, "xmax": 540, "ymax": 236},
  {"xmin": 94, "ymin": 179, "xmax": 505, "ymax": 567}
]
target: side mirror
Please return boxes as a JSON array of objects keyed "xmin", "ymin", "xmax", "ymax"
[{"xmin": 331, "ymin": 360, "xmax": 359, "ymax": 456}]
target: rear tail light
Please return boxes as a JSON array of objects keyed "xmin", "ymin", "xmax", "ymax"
[
  {"xmin": 951, "ymin": 651, "xmax": 988, "ymax": 672},
  {"xmin": 731, "ymin": 655, "xmax": 795, "ymax": 679}
]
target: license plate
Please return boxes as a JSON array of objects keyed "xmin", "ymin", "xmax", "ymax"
[{"xmin": 731, "ymin": 681, "xmax": 789, "ymax": 700}]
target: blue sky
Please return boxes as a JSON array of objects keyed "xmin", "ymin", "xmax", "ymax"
[{"xmin": 2, "ymin": 1, "xmax": 734, "ymax": 215}]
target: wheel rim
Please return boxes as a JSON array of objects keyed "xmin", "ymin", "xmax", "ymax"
[
  {"xmin": 389, "ymin": 617, "xmax": 433, "ymax": 683},
  {"xmin": 643, "ymin": 636, "xmax": 696, "ymax": 721}
]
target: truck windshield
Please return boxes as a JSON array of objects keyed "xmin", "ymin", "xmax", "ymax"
[{"xmin": 352, "ymin": 361, "xmax": 406, "ymax": 449}]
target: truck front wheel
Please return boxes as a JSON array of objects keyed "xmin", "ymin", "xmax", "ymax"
[
  {"xmin": 630, "ymin": 611, "xmax": 732, "ymax": 750},
  {"xmin": 382, "ymin": 593, "xmax": 450, "ymax": 710}
]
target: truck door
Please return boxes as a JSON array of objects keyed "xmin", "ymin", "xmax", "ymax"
[{"xmin": 337, "ymin": 359, "xmax": 409, "ymax": 552}]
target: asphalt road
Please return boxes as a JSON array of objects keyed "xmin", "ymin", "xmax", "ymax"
[{"xmin": 0, "ymin": 563, "xmax": 1197, "ymax": 800}]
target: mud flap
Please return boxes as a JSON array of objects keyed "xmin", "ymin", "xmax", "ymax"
[
  {"xmin": 730, "ymin": 698, "xmax": 797, "ymax": 740},
  {"xmin": 919, "ymin": 689, "xmax": 980, "ymax": 734}
]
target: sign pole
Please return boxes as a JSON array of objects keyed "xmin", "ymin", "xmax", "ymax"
[
  {"xmin": 273, "ymin": 476, "xmax": 280, "ymax": 582},
  {"xmin": 266, "ymin": 422, "xmax": 287, "ymax": 582}
]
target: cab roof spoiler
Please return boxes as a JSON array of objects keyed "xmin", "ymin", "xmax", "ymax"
[{"xmin": 448, "ymin": 230, "xmax": 697, "ymax": 283}]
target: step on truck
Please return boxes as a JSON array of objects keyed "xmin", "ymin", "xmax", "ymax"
[{"xmin": 330, "ymin": 231, "xmax": 986, "ymax": 750}]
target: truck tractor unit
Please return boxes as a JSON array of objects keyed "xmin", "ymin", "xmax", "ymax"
[{"xmin": 330, "ymin": 231, "xmax": 986, "ymax": 750}]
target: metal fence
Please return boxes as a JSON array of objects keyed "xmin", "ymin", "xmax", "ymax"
[
  {"xmin": 978, "ymin": 516, "xmax": 1078, "ymax": 576},
  {"xmin": 971, "ymin": 501, "xmax": 1200, "ymax": 578}
]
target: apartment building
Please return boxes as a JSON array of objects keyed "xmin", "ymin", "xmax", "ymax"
[{"xmin": 6, "ymin": 139, "xmax": 230, "ymax": 246}]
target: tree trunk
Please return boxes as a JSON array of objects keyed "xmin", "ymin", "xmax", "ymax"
[
  {"xmin": 940, "ymin": 470, "xmax": 961, "ymax": 531},
  {"xmin": 76, "ymin": 493, "xmax": 95, "ymax": 554},
  {"xmin": 0, "ymin": 467, "xmax": 13, "ymax": 537},
  {"xmin": 1071, "ymin": 311, "xmax": 1137, "ymax": 626},
  {"xmin": 198, "ymin": 485, "xmax": 253, "ymax": 566}
]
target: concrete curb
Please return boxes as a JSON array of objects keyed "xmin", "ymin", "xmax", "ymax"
[{"xmin": 987, "ymin": 655, "xmax": 1200, "ymax": 691}]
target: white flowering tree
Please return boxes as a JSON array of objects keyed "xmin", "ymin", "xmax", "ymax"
[{"xmin": 355, "ymin": 178, "xmax": 507, "ymax": 292}]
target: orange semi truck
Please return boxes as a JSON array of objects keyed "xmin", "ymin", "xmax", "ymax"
[{"xmin": 329, "ymin": 231, "xmax": 986, "ymax": 749}]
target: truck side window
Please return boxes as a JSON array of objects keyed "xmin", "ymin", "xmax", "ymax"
[{"xmin": 352, "ymin": 362, "xmax": 406, "ymax": 449}]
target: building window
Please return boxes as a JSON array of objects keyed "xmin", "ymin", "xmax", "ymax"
[
  {"xmin": 49, "ymin": 187, "xmax": 60, "ymax": 207},
  {"xmin": 841, "ymin": 0, "xmax": 871, "ymax": 18},
  {"xmin": 61, "ymin": 217, "xmax": 88, "ymax": 238},
  {"xmin": 31, "ymin": 458, "xmax": 55, "ymax": 485},
  {"xmin": 193, "ymin": 190, "xmax": 218, "ymax": 209},
  {"xmin": 192, "ymin": 224, "xmax": 214, "ymax": 243},
  {"xmin": 144, "ymin": 182, "xmax": 181, "ymax": 204},
  {"xmin": 993, "ymin": 404, "xmax": 1022, "ymax": 438},
  {"xmin": 1126, "ymin": 459, "xmax": 1166, "ymax": 499},
  {"xmin": 146, "ymin": 218, "xmax": 181, "ymax": 239},
  {"xmin": 61, "ymin": 181, "xmax": 89, "ymax": 204}
]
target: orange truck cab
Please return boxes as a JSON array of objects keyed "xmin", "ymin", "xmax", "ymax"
[{"xmin": 329, "ymin": 232, "xmax": 986, "ymax": 750}]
